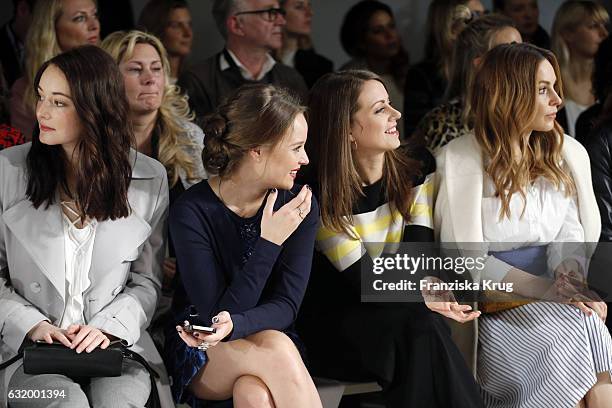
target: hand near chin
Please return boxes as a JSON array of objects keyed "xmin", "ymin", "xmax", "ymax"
[{"xmin": 260, "ymin": 185, "xmax": 312, "ymax": 245}]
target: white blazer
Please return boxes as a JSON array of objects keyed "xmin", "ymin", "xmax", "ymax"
[
  {"xmin": 434, "ymin": 132, "xmax": 601, "ymax": 371},
  {"xmin": 0, "ymin": 143, "xmax": 173, "ymax": 406}
]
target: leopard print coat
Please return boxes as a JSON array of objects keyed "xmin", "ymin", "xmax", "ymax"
[{"xmin": 416, "ymin": 99, "xmax": 471, "ymax": 154}]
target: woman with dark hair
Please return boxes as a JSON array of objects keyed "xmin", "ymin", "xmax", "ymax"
[
  {"xmin": 138, "ymin": 0, "xmax": 192, "ymax": 83},
  {"xmin": 277, "ymin": 0, "xmax": 333, "ymax": 88},
  {"xmin": 415, "ymin": 14, "xmax": 521, "ymax": 153},
  {"xmin": 340, "ymin": 0, "xmax": 410, "ymax": 137},
  {"xmin": 576, "ymin": 36, "xmax": 612, "ymax": 143},
  {"xmin": 299, "ymin": 70, "xmax": 483, "ymax": 408},
  {"xmin": 436, "ymin": 42, "xmax": 612, "ymax": 407},
  {"xmin": 166, "ymin": 84, "xmax": 322, "ymax": 407},
  {"xmin": 0, "ymin": 46, "xmax": 169, "ymax": 407}
]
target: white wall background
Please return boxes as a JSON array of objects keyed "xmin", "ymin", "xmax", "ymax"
[{"xmin": 2, "ymin": 0, "xmax": 611, "ymax": 68}]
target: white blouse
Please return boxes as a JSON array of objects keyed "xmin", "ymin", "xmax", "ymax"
[
  {"xmin": 480, "ymin": 174, "xmax": 585, "ymax": 282},
  {"xmin": 58, "ymin": 209, "xmax": 97, "ymax": 329}
]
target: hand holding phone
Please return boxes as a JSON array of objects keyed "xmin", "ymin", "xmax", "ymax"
[{"xmin": 182, "ymin": 321, "xmax": 217, "ymax": 335}]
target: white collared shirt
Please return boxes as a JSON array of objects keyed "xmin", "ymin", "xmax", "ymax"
[
  {"xmin": 58, "ymin": 215, "xmax": 97, "ymax": 329},
  {"xmin": 219, "ymin": 49, "xmax": 276, "ymax": 81}
]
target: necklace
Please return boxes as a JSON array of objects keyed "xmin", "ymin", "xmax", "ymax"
[{"xmin": 218, "ymin": 177, "xmax": 227, "ymax": 206}]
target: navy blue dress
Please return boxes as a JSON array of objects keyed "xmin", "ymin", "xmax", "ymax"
[{"xmin": 165, "ymin": 181, "xmax": 318, "ymax": 406}]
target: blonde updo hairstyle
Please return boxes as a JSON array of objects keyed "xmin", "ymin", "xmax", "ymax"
[
  {"xmin": 101, "ymin": 30, "xmax": 199, "ymax": 188},
  {"xmin": 202, "ymin": 84, "xmax": 306, "ymax": 177},
  {"xmin": 425, "ymin": 0, "xmax": 473, "ymax": 79}
]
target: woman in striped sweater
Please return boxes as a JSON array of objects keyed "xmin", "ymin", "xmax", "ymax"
[{"xmin": 297, "ymin": 70, "xmax": 483, "ymax": 408}]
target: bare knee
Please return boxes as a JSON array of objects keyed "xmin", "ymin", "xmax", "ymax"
[
  {"xmin": 233, "ymin": 375, "xmax": 274, "ymax": 408},
  {"xmin": 253, "ymin": 330, "xmax": 308, "ymax": 385}
]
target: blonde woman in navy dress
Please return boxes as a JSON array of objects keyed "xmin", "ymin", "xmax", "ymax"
[{"xmin": 435, "ymin": 43, "xmax": 612, "ymax": 408}]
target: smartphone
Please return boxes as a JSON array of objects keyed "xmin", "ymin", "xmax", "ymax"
[{"xmin": 182, "ymin": 322, "xmax": 217, "ymax": 335}]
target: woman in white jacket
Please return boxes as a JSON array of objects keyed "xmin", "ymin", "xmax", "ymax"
[{"xmin": 435, "ymin": 42, "xmax": 612, "ymax": 408}]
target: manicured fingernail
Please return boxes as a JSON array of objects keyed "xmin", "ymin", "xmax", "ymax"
[
  {"xmin": 212, "ymin": 316, "xmax": 220, "ymax": 324},
  {"xmin": 306, "ymin": 185, "xmax": 312, "ymax": 191},
  {"xmin": 271, "ymin": 188, "xmax": 277, "ymax": 193},
  {"xmin": 194, "ymin": 333, "xmax": 200, "ymax": 338}
]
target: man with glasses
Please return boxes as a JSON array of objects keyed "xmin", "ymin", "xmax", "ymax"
[{"xmin": 177, "ymin": 0, "xmax": 307, "ymax": 124}]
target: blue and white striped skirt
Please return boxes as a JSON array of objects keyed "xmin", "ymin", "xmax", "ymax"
[{"xmin": 477, "ymin": 302, "xmax": 612, "ymax": 408}]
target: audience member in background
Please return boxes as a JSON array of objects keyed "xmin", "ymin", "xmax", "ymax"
[
  {"xmin": 299, "ymin": 70, "xmax": 483, "ymax": 408},
  {"xmin": 0, "ymin": 63, "xmax": 10, "ymax": 125},
  {"xmin": 277, "ymin": 0, "xmax": 332, "ymax": 88},
  {"xmin": 493, "ymin": 0, "xmax": 550, "ymax": 48},
  {"xmin": 340, "ymin": 0, "xmax": 410, "ymax": 137},
  {"xmin": 436, "ymin": 42, "xmax": 612, "ymax": 408},
  {"xmin": 0, "ymin": 0, "xmax": 36, "ymax": 88},
  {"xmin": 98, "ymin": 0, "xmax": 134, "ymax": 38},
  {"xmin": 178, "ymin": 0, "xmax": 307, "ymax": 126},
  {"xmin": 584, "ymin": 56, "xmax": 612, "ymax": 333},
  {"xmin": 101, "ymin": 30, "xmax": 206, "ymax": 305},
  {"xmin": 9, "ymin": 0, "xmax": 100, "ymax": 140},
  {"xmin": 576, "ymin": 37, "xmax": 612, "ymax": 144},
  {"xmin": 416, "ymin": 14, "xmax": 521, "ymax": 153},
  {"xmin": 552, "ymin": 0, "xmax": 609, "ymax": 137},
  {"xmin": 0, "ymin": 62, "xmax": 25, "ymax": 151},
  {"xmin": 138, "ymin": 0, "xmax": 193, "ymax": 84},
  {"xmin": 403, "ymin": 0, "xmax": 478, "ymax": 136},
  {"xmin": 0, "ymin": 45, "xmax": 170, "ymax": 408},
  {"xmin": 167, "ymin": 84, "xmax": 321, "ymax": 408}
]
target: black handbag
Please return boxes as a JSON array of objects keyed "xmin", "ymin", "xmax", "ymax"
[{"xmin": 0, "ymin": 341, "xmax": 161, "ymax": 408}]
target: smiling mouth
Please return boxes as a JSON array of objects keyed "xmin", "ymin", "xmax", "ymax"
[
  {"xmin": 40, "ymin": 125, "xmax": 55, "ymax": 132},
  {"xmin": 385, "ymin": 126, "xmax": 399, "ymax": 135},
  {"xmin": 289, "ymin": 169, "xmax": 300, "ymax": 178}
]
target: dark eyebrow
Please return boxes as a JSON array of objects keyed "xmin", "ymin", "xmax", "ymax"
[
  {"xmin": 370, "ymin": 99, "xmax": 387, "ymax": 108},
  {"xmin": 52, "ymin": 92, "xmax": 73, "ymax": 99}
]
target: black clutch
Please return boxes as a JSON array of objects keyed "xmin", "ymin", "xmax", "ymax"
[
  {"xmin": 0, "ymin": 340, "xmax": 160, "ymax": 408},
  {"xmin": 22, "ymin": 342, "xmax": 123, "ymax": 377}
]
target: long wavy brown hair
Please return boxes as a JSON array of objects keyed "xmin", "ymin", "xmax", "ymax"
[
  {"xmin": 307, "ymin": 70, "xmax": 421, "ymax": 238},
  {"xmin": 27, "ymin": 46, "xmax": 132, "ymax": 221},
  {"xmin": 470, "ymin": 43, "xmax": 575, "ymax": 220}
]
